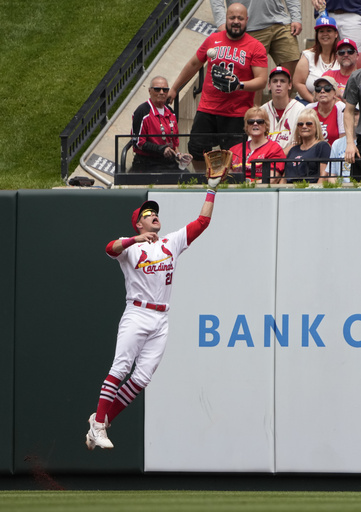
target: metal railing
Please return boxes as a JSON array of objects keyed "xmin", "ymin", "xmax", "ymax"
[
  {"xmin": 250, "ymin": 158, "xmax": 359, "ymax": 184},
  {"xmin": 59, "ymin": 0, "xmax": 196, "ymax": 181},
  {"xmin": 112, "ymin": 138, "xmax": 361, "ymax": 185},
  {"xmin": 114, "ymin": 132, "xmax": 248, "ymax": 185}
]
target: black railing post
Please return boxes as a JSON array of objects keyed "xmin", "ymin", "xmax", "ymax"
[
  {"xmin": 262, "ymin": 161, "xmax": 271, "ymax": 184},
  {"xmin": 60, "ymin": 135, "xmax": 69, "ymax": 181}
]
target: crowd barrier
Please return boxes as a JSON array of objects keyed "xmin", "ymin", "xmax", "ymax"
[{"xmin": 114, "ymin": 132, "xmax": 361, "ymax": 185}]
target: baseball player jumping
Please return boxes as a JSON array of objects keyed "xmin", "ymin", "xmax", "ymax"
[{"xmin": 85, "ymin": 181, "xmax": 219, "ymax": 450}]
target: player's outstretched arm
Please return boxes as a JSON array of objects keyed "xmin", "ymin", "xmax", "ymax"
[{"xmin": 186, "ymin": 180, "xmax": 220, "ymax": 245}]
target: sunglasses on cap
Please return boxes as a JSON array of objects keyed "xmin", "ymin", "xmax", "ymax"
[
  {"xmin": 315, "ymin": 84, "xmax": 334, "ymax": 93},
  {"xmin": 297, "ymin": 121, "xmax": 314, "ymax": 127},
  {"xmin": 150, "ymin": 87, "xmax": 170, "ymax": 93},
  {"xmin": 337, "ymin": 49, "xmax": 356, "ymax": 56},
  {"xmin": 247, "ymin": 118, "xmax": 265, "ymax": 125}
]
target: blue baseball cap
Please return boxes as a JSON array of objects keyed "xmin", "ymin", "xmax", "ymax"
[{"xmin": 314, "ymin": 16, "xmax": 337, "ymax": 30}]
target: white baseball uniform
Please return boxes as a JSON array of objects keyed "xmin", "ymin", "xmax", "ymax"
[{"xmin": 108, "ymin": 226, "xmax": 188, "ymax": 387}]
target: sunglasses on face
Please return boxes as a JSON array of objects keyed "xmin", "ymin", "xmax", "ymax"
[
  {"xmin": 247, "ymin": 119, "xmax": 265, "ymax": 125},
  {"xmin": 297, "ymin": 121, "xmax": 314, "ymax": 127},
  {"xmin": 150, "ymin": 87, "xmax": 169, "ymax": 93},
  {"xmin": 337, "ymin": 49, "xmax": 356, "ymax": 56},
  {"xmin": 141, "ymin": 209, "xmax": 158, "ymax": 219},
  {"xmin": 315, "ymin": 84, "xmax": 334, "ymax": 93}
]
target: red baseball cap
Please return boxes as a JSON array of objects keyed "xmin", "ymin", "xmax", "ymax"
[
  {"xmin": 131, "ymin": 200, "xmax": 159, "ymax": 233},
  {"xmin": 269, "ymin": 66, "xmax": 291, "ymax": 80},
  {"xmin": 336, "ymin": 38, "xmax": 358, "ymax": 52}
]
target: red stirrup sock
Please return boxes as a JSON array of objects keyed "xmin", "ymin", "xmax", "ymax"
[
  {"xmin": 107, "ymin": 378, "xmax": 143, "ymax": 423},
  {"xmin": 95, "ymin": 374, "xmax": 121, "ymax": 423}
]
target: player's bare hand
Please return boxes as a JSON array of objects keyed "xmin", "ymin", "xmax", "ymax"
[
  {"xmin": 345, "ymin": 142, "xmax": 359, "ymax": 164},
  {"xmin": 136, "ymin": 232, "xmax": 159, "ymax": 244}
]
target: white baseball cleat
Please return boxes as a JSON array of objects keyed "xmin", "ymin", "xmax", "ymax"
[{"xmin": 85, "ymin": 413, "xmax": 114, "ymax": 450}]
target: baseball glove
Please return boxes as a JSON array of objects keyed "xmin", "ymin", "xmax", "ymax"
[
  {"xmin": 204, "ymin": 149, "xmax": 233, "ymax": 188},
  {"xmin": 211, "ymin": 64, "xmax": 240, "ymax": 93}
]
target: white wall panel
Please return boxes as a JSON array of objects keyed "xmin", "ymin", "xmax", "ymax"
[
  {"xmin": 275, "ymin": 191, "xmax": 361, "ymax": 473},
  {"xmin": 145, "ymin": 191, "xmax": 278, "ymax": 472},
  {"xmin": 143, "ymin": 189, "xmax": 361, "ymax": 474}
]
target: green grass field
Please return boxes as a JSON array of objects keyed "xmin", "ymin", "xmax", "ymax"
[
  {"xmin": 2, "ymin": 491, "xmax": 361, "ymax": 512},
  {"xmin": 1, "ymin": 0, "xmax": 160, "ymax": 190}
]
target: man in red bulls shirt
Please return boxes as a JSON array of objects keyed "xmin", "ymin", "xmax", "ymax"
[
  {"xmin": 85, "ymin": 180, "xmax": 220, "ymax": 450},
  {"xmin": 168, "ymin": 3, "xmax": 268, "ymax": 171}
]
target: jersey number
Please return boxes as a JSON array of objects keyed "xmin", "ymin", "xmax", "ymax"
[{"xmin": 165, "ymin": 273, "xmax": 173, "ymax": 285}]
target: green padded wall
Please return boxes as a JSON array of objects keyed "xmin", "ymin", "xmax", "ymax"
[
  {"xmin": 14, "ymin": 189, "xmax": 147, "ymax": 474},
  {"xmin": 0, "ymin": 192, "xmax": 17, "ymax": 474}
]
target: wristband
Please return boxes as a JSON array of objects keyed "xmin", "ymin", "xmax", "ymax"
[
  {"xmin": 121, "ymin": 237, "xmax": 136, "ymax": 250},
  {"xmin": 206, "ymin": 189, "xmax": 216, "ymax": 203}
]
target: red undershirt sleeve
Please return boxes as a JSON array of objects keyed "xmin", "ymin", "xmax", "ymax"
[
  {"xmin": 186, "ymin": 215, "xmax": 211, "ymax": 245},
  {"xmin": 105, "ymin": 240, "xmax": 119, "ymax": 257}
]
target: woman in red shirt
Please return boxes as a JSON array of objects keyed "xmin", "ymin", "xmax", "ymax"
[
  {"xmin": 306, "ymin": 76, "xmax": 345, "ymax": 145},
  {"xmin": 230, "ymin": 107, "xmax": 286, "ymax": 182}
]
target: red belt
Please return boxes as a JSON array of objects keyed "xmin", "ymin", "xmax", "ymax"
[{"xmin": 133, "ymin": 300, "xmax": 167, "ymax": 312}]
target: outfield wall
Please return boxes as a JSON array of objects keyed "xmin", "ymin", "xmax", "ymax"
[{"xmin": 2, "ymin": 189, "xmax": 361, "ymax": 477}]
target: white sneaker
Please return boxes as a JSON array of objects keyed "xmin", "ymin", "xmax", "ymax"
[{"xmin": 85, "ymin": 413, "xmax": 114, "ymax": 450}]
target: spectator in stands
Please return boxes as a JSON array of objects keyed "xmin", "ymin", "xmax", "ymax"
[
  {"xmin": 131, "ymin": 76, "xmax": 182, "ymax": 173},
  {"xmin": 281, "ymin": 109, "xmax": 331, "ymax": 183},
  {"xmin": 322, "ymin": 39, "xmax": 359, "ymax": 97},
  {"xmin": 230, "ymin": 107, "xmax": 286, "ymax": 183},
  {"xmin": 210, "ymin": 0, "xmax": 302, "ymax": 106},
  {"xmin": 305, "ymin": 76, "xmax": 345, "ymax": 145},
  {"xmin": 167, "ymin": 3, "xmax": 268, "ymax": 172},
  {"xmin": 311, "ymin": 0, "xmax": 361, "ymax": 63},
  {"xmin": 293, "ymin": 15, "xmax": 339, "ymax": 105},
  {"xmin": 344, "ymin": 69, "xmax": 361, "ymax": 179},
  {"xmin": 261, "ymin": 66, "xmax": 305, "ymax": 154},
  {"xmin": 326, "ymin": 105, "xmax": 359, "ymax": 182}
]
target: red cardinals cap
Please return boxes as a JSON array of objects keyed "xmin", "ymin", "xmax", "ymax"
[
  {"xmin": 269, "ymin": 66, "xmax": 291, "ymax": 80},
  {"xmin": 336, "ymin": 38, "xmax": 358, "ymax": 52},
  {"xmin": 131, "ymin": 200, "xmax": 159, "ymax": 233},
  {"xmin": 314, "ymin": 15, "xmax": 337, "ymax": 30}
]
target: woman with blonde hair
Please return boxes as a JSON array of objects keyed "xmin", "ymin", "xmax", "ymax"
[
  {"xmin": 230, "ymin": 107, "xmax": 286, "ymax": 182},
  {"xmin": 281, "ymin": 109, "xmax": 331, "ymax": 183}
]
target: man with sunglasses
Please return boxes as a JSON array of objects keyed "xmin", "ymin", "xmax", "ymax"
[
  {"xmin": 322, "ymin": 39, "xmax": 359, "ymax": 96},
  {"xmin": 85, "ymin": 185, "xmax": 219, "ymax": 450},
  {"xmin": 131, "ymin": 76, "xmax": 183, "ymax": 172}
]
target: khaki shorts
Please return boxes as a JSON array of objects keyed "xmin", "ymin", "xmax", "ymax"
[{"xmin": 248, "ymin": 24, "xmax": 300, "ymax": 65}]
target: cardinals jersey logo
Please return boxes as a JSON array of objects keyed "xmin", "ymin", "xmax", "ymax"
[
  {"xmin": 284, "ymin": 118, "xmax": 291, "ymax": 132},
  {"xmin": 135, "ymin": 245, "xmax": 174, "ymax": 274}
]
